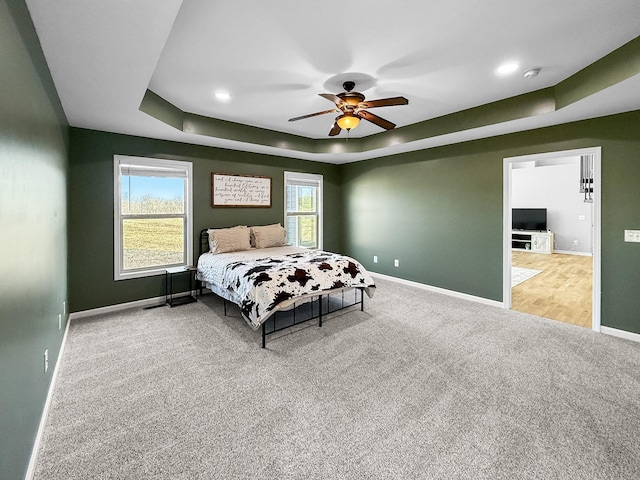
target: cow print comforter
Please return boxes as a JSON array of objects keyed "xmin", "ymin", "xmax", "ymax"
[{"xmin": 198, "ymin": 248, "xmax": 375, "ymax": 329}]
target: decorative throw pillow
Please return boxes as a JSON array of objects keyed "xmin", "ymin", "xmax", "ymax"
[
  {"xmin": 207, "ymin": 226, "xmax": 251, "ymax": 254},
  {"xmin": 250, "ymin": 224, "xmax": 286, "ymax": 249}
]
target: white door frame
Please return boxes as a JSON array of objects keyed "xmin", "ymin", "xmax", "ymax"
[{"xmin": 503, "ymin": 147, "xmax": 601, "ymax": 332}]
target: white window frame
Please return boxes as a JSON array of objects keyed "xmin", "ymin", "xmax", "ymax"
[
  {"xmin": 113, "ymin": 155, "xmax": 193, "ymax": 281},
  {"xmin": 284, "ymin": 171, "xmax": 323, "ymax": 249}
]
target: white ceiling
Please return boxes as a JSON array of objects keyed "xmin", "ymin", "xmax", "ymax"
[{"xmin": 25, "ymin": 0, "xmax": 640, "ymax": 163}]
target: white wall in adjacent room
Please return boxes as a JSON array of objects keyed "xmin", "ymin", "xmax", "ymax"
[{"xmin": 512, "ymin": 157, "xmax": 592, "ymax": 253}]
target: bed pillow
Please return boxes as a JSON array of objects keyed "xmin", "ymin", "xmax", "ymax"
[
  {"xmin": 250, "ymin": 223, "xmax": 287, "ymax": 249},
  {"xmin": 207, "ymin": 226, "xmax": 251, "ymax": 254}
]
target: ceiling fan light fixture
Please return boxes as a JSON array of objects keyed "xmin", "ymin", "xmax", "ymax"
[
  {"xmin": 289, "ymin": 80, "xmax": 407, "ymax": 136},
  {"xmin": 336, "ymin": 113, "xmax": 360, "ymax": 131}
]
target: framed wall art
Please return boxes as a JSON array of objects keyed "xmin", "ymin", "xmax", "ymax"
[{"xmin": 211, "ymin": 173, "xmax": 272, "ymax": 208}]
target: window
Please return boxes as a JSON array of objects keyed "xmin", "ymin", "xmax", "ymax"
[
  {"xmin": 284, "ymin": 172, "xmax": 323, "ymax": 249},
  {"xmin": 114, "ymin": 156, "xmax": 192, "ymax": 280}
]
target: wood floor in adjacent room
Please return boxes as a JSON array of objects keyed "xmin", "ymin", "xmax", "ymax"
[{"xmin": 511, "ymin": 251, "xmax": 593, "ymax": 328}]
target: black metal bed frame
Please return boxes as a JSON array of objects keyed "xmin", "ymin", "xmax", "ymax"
[
  {"xmin": 223, "ymin": 287, "xmax": 364, "ymax": 348},
  {"xmin": 198, "ymin": 228, "xmax": 366, "ymax": 348}
]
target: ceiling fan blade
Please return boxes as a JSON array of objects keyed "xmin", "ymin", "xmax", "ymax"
[
  {"xmin": 288, "ymin": 109, "xmax": 338, "ymax": 122},
  {"xmin": 319, "ymin": 93, "xmax": 344, "ymax": 107},
  {"xmin": 358, "ymin": 96, "xmax": 409, "ymax": 109},
  {"xmin": 328, "ymin": 122, "xmax": 341, "ymax": 136},
  {"xmin": 359, "ymin": 110, "xmax": 397, "ymax": 130}
]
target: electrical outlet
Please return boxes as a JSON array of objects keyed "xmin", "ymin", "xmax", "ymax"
[
  {"xmin": 624, "ymin": 230, "xmax": 640, "ymax": 243},
  {"xmin": 63, "ymin": 301, "xmax": 67, "ymax": 316},
  {"xmin": 58, "ymin": 314, "xmax": 62, "ymax": 330},
  {"xmin": 394, "ymin": 259, "xmax": 399, "ymax": 267},
  {"xmin": 44, "ymin": 349, "xmax": 49, "ymax": 373},
  {"xmin": 373, "ymin": 255, "xmax": 378, "ymax": 263},
  {"xmin": 573, "ymin": 240, "xmax": 579, "ymax": 246}
]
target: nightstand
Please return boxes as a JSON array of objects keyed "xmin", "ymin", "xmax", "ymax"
[{"xmin": 165, "ymin": 266, "xmax": 198, "ymax": 307}]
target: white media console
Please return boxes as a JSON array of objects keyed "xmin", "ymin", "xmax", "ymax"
[{"xmin": 511, "ymin": 231, "xmax": 554, "ymax": 254}]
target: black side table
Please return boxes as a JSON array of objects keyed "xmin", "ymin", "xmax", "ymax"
[{"xmin": 165, "ymin": 266, "xmax": 198, "ymax": 307}]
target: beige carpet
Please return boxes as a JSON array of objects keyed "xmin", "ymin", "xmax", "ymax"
[{"xmin": 34, "ymin": 278, "xmax": 640, "ymax": 479}]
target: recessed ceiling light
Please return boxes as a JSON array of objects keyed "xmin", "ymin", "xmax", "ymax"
[
  {"xmin": 496, "ymin": 62, "xmax": 519, "ymax": 76},
  {"xmin": 214, "ymin": 91, "xmax": 231, "ymax": 102}
]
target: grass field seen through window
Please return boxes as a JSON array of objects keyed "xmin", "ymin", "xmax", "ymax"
[{"xmin": 122, "ymin": 218, "xmax": 184, "ymax": 270}]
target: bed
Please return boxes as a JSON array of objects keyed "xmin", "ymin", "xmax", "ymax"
[{"xmin": 196, "ymin": 225, "xmax": 376, "ymax": 347}]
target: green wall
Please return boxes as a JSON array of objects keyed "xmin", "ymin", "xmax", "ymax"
[
  {"xmin": 343, "ymin": 148, "xmax": 503, "ymax": 300},
  {"xmin": 70, "ymin": 110, "xmax": 640, "ymax": 336},
  {"xmin": 68, "ymin": 128, "xmax": 342, "ymax": 312},
  {"xmin": 3, "ymin": 2, "xmax": 639, "ymax": 476},
  {"xmin": 0, "ymin": 1, "xmax": 69, "ymax": 478},
  {"xmin": 341, "ymin": 110, "xmax": 640, "ymax": 334}
]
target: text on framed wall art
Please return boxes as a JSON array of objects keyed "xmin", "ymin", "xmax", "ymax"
[{"xmin": 211, "ymin": 173, "xmax": 272, "ymax": 208}]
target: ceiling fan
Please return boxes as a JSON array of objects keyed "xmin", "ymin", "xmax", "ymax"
[{"xmin": 288, "ymin": 81, "xmax": 409, "ymax": 136}]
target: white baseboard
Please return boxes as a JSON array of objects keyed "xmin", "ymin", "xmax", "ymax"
[
  {"xmin": 70, "ymin": 296, "xmax": 164, "ymax": 320},
  {"xmin": 554, "ymin": 250, "xmax": 593, "ymax": 256},
  {"xmin": 25, "ymin": 317, "xmax": 71, "ymax": 480},
  {"xmin": 69, "ymin": 291, "xmax": 198, "ymax": 321},
  {"xmin": 600, "ymin": 326, "xmax": 640, "ymax": 343},
  {"xmin": 372, "ymin": 273, "xmax": 640, "ymax": 343},
  {"xmin": 68, "ymin": 284, "xmax": 640, "ymax": 345},
  {"xmin": 371, "ymin": 272, "xmax": 504, "ymax": 309}
]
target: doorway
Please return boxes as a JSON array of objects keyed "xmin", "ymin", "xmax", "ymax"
[{"xmin": 503, "ymin": 147, "xmax": 601, "ymax": 331}]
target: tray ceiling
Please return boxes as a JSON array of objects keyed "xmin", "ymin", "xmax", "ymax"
[{"xmin": 25, "ymin": 0, "xmax": 640, "ymax": 163}]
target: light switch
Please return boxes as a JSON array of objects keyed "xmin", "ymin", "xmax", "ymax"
[
  {"xmin": 624, "ymin": 230, "xmax": 640, "ymax": 243},
  {"xmin": 578, "ymin": 215, "xmax": 586, "ymax": 221}
]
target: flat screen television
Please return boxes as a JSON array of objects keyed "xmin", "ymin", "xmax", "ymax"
[{"xmin": 512, "ymin": 208, "xmax": 547, "ymax": 231}]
